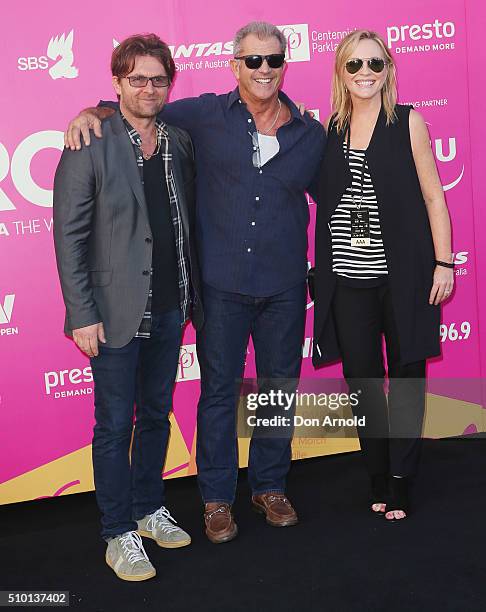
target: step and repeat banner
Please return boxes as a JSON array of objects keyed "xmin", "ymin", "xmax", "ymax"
[{"xmin": 1, "ymin": 0, "xmax": 484, "ymax": 504}]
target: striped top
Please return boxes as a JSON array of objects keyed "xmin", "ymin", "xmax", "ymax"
[{"xmin": 329, "ymin": 145, "xmax": 388, "ymax": 280}]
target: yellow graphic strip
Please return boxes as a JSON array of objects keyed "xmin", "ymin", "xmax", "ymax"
[
  {"xmin": 1, "ymin": 394, "xmax": 483, "ymax": 505},
  {"xmin": 0, "ymin": 445, "xmax": 94, "ymax": 506}
]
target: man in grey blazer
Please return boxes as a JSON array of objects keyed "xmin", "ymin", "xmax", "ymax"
[{"xmin": 53, "ymin": 33, "xmax": 203, "ymax": 582}]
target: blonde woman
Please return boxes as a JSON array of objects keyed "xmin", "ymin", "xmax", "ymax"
[{"xmin": 312, "ymin": 30, "xmax": 453, "ymax": 520}]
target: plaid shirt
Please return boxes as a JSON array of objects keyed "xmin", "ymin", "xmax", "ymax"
[{"xmin": 121, "ymin": 113, "xmax": 190, "ymax": 337}]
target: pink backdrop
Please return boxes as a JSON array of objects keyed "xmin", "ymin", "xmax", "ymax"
[{"xmin": 1, "ymin": 0, "xmax": 484, "ymax": 500}]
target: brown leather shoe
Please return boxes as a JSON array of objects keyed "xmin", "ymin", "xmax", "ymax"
[
  {"xmin": 252, "ymin": 493, "xmax": 298, "ymax": 527},
  {"xmin": 204, "ymin": 503, "xmax": 238, "ymax": 544}
]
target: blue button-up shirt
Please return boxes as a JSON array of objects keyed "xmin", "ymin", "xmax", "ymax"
[{"xmin": 103, "ymin": 89, "xmax": 325, "ymax": 297}]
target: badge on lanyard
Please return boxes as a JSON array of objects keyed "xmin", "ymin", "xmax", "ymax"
[
  {"xmin": 345, "ymin": 122, "xmax": 372, "ymax": 247},
  {"xmin": 350, "ymin": 209, "xmax": 371, "ymax": 246}
]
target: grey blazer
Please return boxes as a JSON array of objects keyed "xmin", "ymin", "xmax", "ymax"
[{"xmin": 53, "ymin": 111, "xmax": 203, "ymax": 348}]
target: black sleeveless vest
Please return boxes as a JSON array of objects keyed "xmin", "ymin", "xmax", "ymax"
[{"xmin": 313, "ymin": 104, "xmax": 441, "ymax": 367}]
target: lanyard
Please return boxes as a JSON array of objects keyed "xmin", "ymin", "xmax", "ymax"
[{"xmin": 344, "ymin": 120, "xmax": 366, "ymax": 210}]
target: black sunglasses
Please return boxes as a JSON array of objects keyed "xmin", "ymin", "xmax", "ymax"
[
  {"xmin": 234, "ymin": 54, "xmax": 286, "ymax": 69},
  {"xmin": 345, "ymin": 57, "xmax": 387, "ymax": 74}
]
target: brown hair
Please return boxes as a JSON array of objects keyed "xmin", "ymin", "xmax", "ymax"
[
  {"xmin": 331, "ymin": 30, "xmax": 397, "ymax": 132},
  {"xmin": 111, "ymin": 33, "xmax": 175, "ymax": 82}
]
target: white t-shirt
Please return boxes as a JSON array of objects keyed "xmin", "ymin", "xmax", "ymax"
[{"xmin": 257, "ymin": 133, "xmax": 280, "ymax": 166}]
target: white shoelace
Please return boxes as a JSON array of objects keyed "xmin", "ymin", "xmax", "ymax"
[
  {"xmin": 119, "ymin": 531, "xmax": 149, "ymax": 564},
  {"xmin": 147, "ymin": 506, "xmax": 180, "ymax": 535}
]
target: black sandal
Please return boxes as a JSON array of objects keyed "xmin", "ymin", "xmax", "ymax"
[
  {"xmin": 385, "ymin": 476, "xmax": 410, "ymax": 522},
  {"xmin": 370, "ymin": 473, "xmax": 388, "ymax": 515}
]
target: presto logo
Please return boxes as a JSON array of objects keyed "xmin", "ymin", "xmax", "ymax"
[
  {"xmin": 386, "ymin": 20, "xmax": 455, "ymax": 48},
  {"xmin": 44, "ymin": 367, "xmax": 93, "ymax": 395}
]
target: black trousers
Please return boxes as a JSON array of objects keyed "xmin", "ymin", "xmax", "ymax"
[{"xmin": 332, "ymin": 282, "xmax": 425, "ymax": 477}]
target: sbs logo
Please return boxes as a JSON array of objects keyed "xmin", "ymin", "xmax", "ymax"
[{"xmin": 17, "ymin": 30, "xmax": 79, "ymax": 80}]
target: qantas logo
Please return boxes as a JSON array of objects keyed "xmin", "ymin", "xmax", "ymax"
[{"xmin": 113, "ymin": 24, "xmax": 311, "ymax": 63}]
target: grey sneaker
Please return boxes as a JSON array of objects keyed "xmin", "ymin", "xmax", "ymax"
[
  {"xmin": 137, "ymin": 506, "xmax": 191, "ymax": 548},
  {"xmin": 105, "ymin": 531, "xmax": 156, "ymax": 582}
]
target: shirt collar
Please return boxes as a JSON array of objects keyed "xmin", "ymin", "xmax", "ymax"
[
  {"xmin": 120, "ymin": 110, "xmax": 168, "ymax": 145},
  {"xmin": 227, "ymin": 87, "xmax": 306, "ymax": 124}
]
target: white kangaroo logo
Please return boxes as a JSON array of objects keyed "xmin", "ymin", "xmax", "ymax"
[{"xmin": 47, "ymin": 30, "xmax": 78, "ymax": 80}]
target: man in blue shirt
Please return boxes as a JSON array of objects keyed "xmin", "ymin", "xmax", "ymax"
[{"xmin": 65, "ymin": 21, "xmax": 325, "ymax": 544}]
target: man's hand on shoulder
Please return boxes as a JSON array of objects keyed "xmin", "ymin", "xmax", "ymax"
[
  {"xmin": 64, "ymin": 107, "xmax": 115, "ymax": 151},
  {"xmin": 296, "ymin": 101, "xmax": 315, "ymax": 119},
  {"xmin": 72, "ymin": 322, "xmax": 106, "ymax": 358}
]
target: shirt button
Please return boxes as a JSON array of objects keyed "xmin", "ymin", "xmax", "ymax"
[
  {"xmin": 142, "ymin": 270, "xmax": 150, "ymax": 276},
  {"xmin": 251, "ymin": 221, "xmax": 256, "ymax": 226},
  {"xmin": 247, "ymin": 248, "xmax": 252, "ymax": 253},
  {"xmin": 255, "ymin": 196, "xmax": 260, "ymax": 201},
  {"xmin": 259, "ymin": 170, "xmax": 263, "ymax": 174}
]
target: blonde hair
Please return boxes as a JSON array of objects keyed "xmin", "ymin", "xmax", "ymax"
[{"xmin": 331, "ymin": 30, "xmax": 397, "ymax": 133}]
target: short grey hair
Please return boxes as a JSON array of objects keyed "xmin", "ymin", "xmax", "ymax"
[{"xmin": 233, "ymin": 21, "xmax": 287, "ymax": 56}]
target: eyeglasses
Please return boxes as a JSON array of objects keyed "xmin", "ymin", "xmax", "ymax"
[
  {"xmin": 234, "ymin": 54, "xmax": 286, "ymax": 69},
  {"xmin": 345, "ymin": 57, "xmax": 387, "ymax": 74},
  {"xmin": 126, "ymin": 75, "xmax": 170, "ymax": 88}
]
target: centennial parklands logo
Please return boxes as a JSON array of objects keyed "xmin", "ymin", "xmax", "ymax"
[
  {"xmin": 0, "ymin": 294, "xmax": 18, "ymax": 336},
  {"xmin": 177, "ymin": 343, "xmax": 201, "ymax": 382},
  {"xmin": 278, "ymin": 24, "xmax": 311, "ymax": 63},
  {"xmin": 17, "ymin": 30, "xmax": 79, "ymax": 79}
]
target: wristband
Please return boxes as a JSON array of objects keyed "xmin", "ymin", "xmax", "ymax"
[{"xmin": 435, "ymin": 260, "xmax": 455, "ymax": 269}]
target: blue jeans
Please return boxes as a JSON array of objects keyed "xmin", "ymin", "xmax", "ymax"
[
  {"xmin": 90, "ymin": 309, "xmax": 182, "ymax": 540},
  {"xmin": 196, "ymin": 282, "xmax": 307, "ymax": 504}
]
